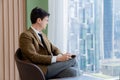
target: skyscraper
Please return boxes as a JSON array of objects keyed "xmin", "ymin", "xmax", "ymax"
[{"xmin": 103, "ymin": 0, "xmax": 113, "ymax": 59}]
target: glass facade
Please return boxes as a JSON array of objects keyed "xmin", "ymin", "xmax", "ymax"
[
  {"xmin": 67, "ymin": 0, "xmax": 120, "ymax": 79},
  {"xmin": 104, "ymin": 0, "xmax": 113, "ymax": 59}
]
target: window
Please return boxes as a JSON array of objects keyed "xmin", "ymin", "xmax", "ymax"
[
  {"xmin": 48, "ymin": 0, "xmax": 120, "ymax": 79},
  {"xmin": 67, "ymin": 0, "xmax": 120, "ymax": 79}
]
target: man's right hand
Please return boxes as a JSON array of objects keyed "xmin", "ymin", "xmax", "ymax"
[{"xmin": 56, "ymin": 54, "xmax": 72, "ymax": 62}]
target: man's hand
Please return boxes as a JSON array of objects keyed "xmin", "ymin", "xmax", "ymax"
[{"xmin": 56, "ymin": 53, "xmax": 72, "ymax": 62}]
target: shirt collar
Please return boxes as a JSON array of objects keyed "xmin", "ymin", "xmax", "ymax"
[{"xmin": 31, "ymin": 26, "xmax": 41, "ymax": 34}]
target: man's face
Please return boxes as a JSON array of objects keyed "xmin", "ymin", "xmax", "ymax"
[{"xmin": 40, "ymin": 16, "xmax": 49, "ymax": 30}]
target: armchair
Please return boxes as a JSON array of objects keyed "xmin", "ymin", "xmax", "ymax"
[{"xmin": 15, "ymin": 48, "xmax": 46, "ymax": 80}]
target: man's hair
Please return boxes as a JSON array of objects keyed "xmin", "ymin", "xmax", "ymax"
[{"xmin": 30, "ymin": 7, "xmax": 50, "ymax": 24}]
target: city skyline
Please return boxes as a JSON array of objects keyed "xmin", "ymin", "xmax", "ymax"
[{"xmin": 67, "ymin": 0, "xmax": 120, "ymax": 79}]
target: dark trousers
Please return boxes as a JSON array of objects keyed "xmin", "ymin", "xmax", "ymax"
[{"xmin": 45, "ymin": 58, "xmax": 77, "ymax": 79}]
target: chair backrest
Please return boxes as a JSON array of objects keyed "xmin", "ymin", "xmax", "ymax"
[{"xmin": 15, "ymin": 48, "xmax": 46, "ymax": 80}]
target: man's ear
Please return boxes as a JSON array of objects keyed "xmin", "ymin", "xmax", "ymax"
[{"xmin": 37, "ymin": 18, "xmax": 41, "ymax": 23}]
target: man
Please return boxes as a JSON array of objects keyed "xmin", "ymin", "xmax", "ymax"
[{"xmin": 19, "ymin": 7, "xmax": 77, "ymax": 79}]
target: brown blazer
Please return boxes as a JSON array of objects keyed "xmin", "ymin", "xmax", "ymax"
[{"xmin": 19, "ymin": 28, "xmax": 62, "ymax": 74}]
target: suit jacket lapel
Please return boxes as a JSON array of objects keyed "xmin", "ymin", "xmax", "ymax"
[
  {"xmin": 29, "ymin": 28, "xmax": 44, "ymax": 47},
  {"xmin": 29, "ymin": 28, "xmax": 52, "ymax": 55}
]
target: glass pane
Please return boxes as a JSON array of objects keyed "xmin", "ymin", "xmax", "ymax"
[{"xmin": 67, "ymin": 0, "xmax": 120, "ymax": 79}]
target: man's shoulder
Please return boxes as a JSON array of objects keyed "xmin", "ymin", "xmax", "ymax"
[
  {"xmin": 21, "ymin": 30, "xmax": 30, "ymax": 35},
  {"xmin": 20, "ymin": 28, "xmax": 33, "ymax": 37}
]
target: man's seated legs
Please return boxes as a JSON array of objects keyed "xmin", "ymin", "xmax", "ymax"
[
  {"xmin": 46, "ymin": 58, "xmax": 77, "ymax": 79},
  {"xmin": 55, "ymin": 67, "xmax": 77, "ymax": 78}
]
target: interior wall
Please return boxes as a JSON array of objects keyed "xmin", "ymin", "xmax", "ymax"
[{"xmin": 0, "ymin": 0, "xmax": 26, "ymax": 80}]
